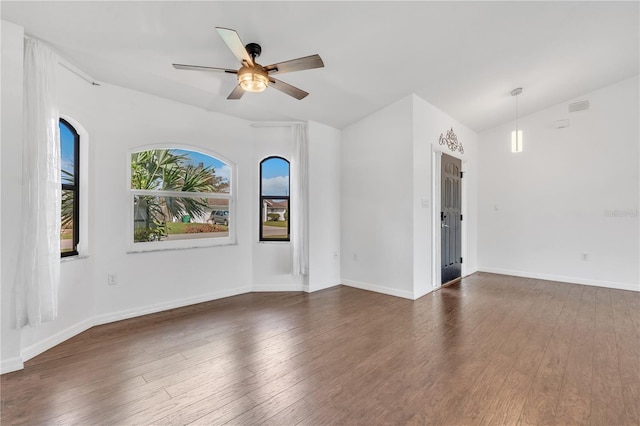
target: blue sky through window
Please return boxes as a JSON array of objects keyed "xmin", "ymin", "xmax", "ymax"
[
  {"xmin": 261, "ymin": 157, "xmax": 289, "ymax": 196},
  {"xmin": 60, "ymin": 121, "xmax": 74, "ymax": 183},
  {"xmin": 172, "ymin": 149, "xmax": 230, "ymax": 181}
]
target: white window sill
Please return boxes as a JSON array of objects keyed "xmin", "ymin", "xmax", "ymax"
[
  {"xmin": 126, "ymin": 241, "xmax": 238, "ymax": 254},
  {"xmin": 61, "ymin": 254, "xmax": 89, "ymax": 263}
]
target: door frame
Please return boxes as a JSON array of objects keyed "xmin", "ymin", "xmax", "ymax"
[{"xmin": 431, "ymin": 147, "xmax": 468, "ymax": 289}]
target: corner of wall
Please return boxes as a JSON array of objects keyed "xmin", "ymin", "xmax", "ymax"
[
  {"xmin": 1, "ymin": 19, "xmax": 25, "ymax": 375},
  {"xmin": 0, "ymin": 357, "xmax": 24, "ymax": 375},
  {"xmin": 308, "ymin": 120, "xmax": 342, "ymax": 292}
]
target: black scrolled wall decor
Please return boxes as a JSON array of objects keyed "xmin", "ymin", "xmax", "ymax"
[{"xmin": 439, "ymin": 127, "xmax": 464, "ymax": 154}]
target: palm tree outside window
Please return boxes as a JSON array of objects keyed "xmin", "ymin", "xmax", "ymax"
[{"xmin": 130, "ymin": 148, "xmax": 232, "ymax": 247}]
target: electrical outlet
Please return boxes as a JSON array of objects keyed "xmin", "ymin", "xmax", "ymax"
[
  {"xmin": 581, "ymin": 253, "xmax": 589, "ymax": 261},
  {"xmin": 353, "ymin": 253, "xmax": 358, "ymax": 261},
  {"xmin": 107, "ymin": 273, "xmax": 118, "ymax": 285}
]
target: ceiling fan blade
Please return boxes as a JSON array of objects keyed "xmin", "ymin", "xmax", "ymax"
[
  {"xmin": 268, "ymin": 78, "xmax": 309, "ymax": 100},
  {"xmin": 173, "ymin": 64, "xmax": 237, "ymax": 74},
  {"xmin": 264, "ymin": 54, "xmax": 324, "ymax": 75},
  {"xmin": 227, "ymin": 85, "xmax": 245, "ymax": 100},
  {"xmin": 215, "ymin": 27, "xmax": 253, "ymax": 66}
]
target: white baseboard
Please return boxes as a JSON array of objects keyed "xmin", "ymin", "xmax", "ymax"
[
  {"xmin": 251, "ymin": 284, "xmax": 305, "ymax": 292},
  {"xmin": 307, "ymin": 279, "xmax": 341, "ymax": 293},
  {"xmin": 413, "ymin": 286, "xmax": 435, "ymax": 300},
  {"xmin": 93, "ymin": 285, "xmax": 252, "ymax": 326},
  {"xmin": 478, "ymin": 267, "xmax": 639, "ymax": 292},
  {"xmin": 342, "ymin": 279, "xmax": 414, "ymax": 300},
  {"xmin": 0, "ymin": 357, "xmax": 24, "ymax": 374},
  {"xmin": 6, "ymin": 285, "xmax": 253, "ymax": 372},
  {"xmin": 20, "ymin": 317, "xmax": 95, "ymax": 363},
  {"xmin": 2, "ymin": 277, "xmax": 430, "ymax": 375}
]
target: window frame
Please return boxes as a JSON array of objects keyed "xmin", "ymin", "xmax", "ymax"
[
  {"xmin": 127, "ymin": 145, "xmax": 236, "ymax": 253},
  {"xmin": 60, "ymin": 118, "xmax": 80, "ymax": 258},
  {"xmin": 259, "ymin": 156, "xmax": 290, "ymax": 242}
]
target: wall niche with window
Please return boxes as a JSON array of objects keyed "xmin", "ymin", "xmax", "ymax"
[
  {"xmin": 260, "ymin": 156, "xmax": 290, "ymax": 241},
  {"xmin": 129, "ymin": 147, "xmax": 234, "ymax": 251}
]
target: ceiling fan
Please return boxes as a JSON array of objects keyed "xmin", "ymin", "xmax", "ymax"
[{"xmin": 173, "ymin": 27, "xmax": 324, "ymax": 100}]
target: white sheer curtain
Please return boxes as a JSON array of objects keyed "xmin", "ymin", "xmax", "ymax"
[
  {"xmin": 290, "ymin": 123, "xmax": 309, "ymax": 276},
  {"xmin": 15, "ymin": 39, "xmax": 61, "ymax": 328}
]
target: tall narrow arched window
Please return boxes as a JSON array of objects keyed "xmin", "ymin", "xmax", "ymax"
[
  {"xmin": 60, "ymin": 118, "xmax": 79, "ymax": 257},
  {"xmin": 260, "ymin": 156, "xmax": 290, "ymax": 241}
]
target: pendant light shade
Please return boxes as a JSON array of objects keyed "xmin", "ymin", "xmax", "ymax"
[
  {"xmin": 511, "ymin": 87, "xmax": 523, "ymax": 153},
  {"xmin": 511, "ymin": 130, "xmax": 523, "ymax": 152}
]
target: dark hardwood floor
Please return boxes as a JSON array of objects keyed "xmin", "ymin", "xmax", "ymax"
[{"xmin": 1, "ymin": 272, "xmax": 639, "ymax": 425}]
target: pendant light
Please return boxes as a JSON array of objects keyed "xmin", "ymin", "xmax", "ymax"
[{"xmin": 511, "ymin": 87, "xmax": 523, "ymax": 153}]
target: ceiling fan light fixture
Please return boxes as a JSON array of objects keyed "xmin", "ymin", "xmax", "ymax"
[
  {"xmin": 174, "ymin": 28, "xmax": 324, "ymax": 100},
  {"xmin": 238, "ymin": 66, "xmax": 269, "ymax": 92}
]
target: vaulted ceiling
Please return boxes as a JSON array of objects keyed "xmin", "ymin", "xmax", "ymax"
[{"xmin": 2, "ymin": 1, "xmax": 638, "ymax": 131}]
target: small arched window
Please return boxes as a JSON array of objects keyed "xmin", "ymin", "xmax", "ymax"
[
  {"xmin": 129, "ymin": 147, "xmax": 234, "ymax": 251},
  {"xmin": 260, "ymin": 156, "xmax": 290, "ymax": 241},
  {"xmin": 60, "ymin": 118, "xmax": 80, "ymax": 257}
]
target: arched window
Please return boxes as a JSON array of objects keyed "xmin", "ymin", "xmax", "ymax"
[
  {"xmin": 260, "ymin": 156, "xmax": 290, "ymax": 241},
  {"xmin": 129, "ymin": 147, "xmax": 234, "ymax": 251},
  {"xmin": 60, "ymin": 118, "xmax": 79, "ymax": 257}
]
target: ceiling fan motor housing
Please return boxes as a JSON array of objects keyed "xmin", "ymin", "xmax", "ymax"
[{"xmin": 245, "ymin": 43, "xmax": 262, "ymax": 59}]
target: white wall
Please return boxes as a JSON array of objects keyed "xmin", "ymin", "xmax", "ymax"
[
  {"xmin": 308, "ymin": 121, "xmax": 341, "ymax": 292},
  {"xmin": 1, "ymin": 20, "xmax": 25, "ymax": 373},
  {"xmin": 341, "ymin": 96, "xmax": 415, "ymax": 298},
  {"xmin": 478, "ymin": 76, "xmax": 639, "ymax": 291},
  {"xmin": 340, "ymin": 94, "xmax": 478, "ymax": 299}
]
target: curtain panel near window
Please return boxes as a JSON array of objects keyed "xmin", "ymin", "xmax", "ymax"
[
  {"xmin": 15, "ymin": 39, "xmax": 61, "ymax": 328},
  {"xmin": 291, "ymin": 123, "xmax": 309, "ymax": 276}
]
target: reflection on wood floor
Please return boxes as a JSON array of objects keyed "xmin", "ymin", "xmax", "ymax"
[{"xmin": 2, "ymin": 272, "xmax": 639, "ymax": 425}]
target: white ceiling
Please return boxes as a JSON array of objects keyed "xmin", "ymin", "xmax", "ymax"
[{"xmin": 2, "ymin": 1, "xmax": 638, "ymax": 131}]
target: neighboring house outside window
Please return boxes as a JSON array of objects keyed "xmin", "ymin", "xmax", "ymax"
[
  {"xmin": 60, "ymin": 118, "xmax": 79, "ymax": 257},
  {"xmin": 262, "ymin": 199, "xmax": 288, "ymax": 222},
  {"xmin": 260, "ymin": 156, "xmax": 290, "ymax": 241},
  {"xmin": 129, "ymin": 147, "xmax": 234, "ymax": 251}
]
